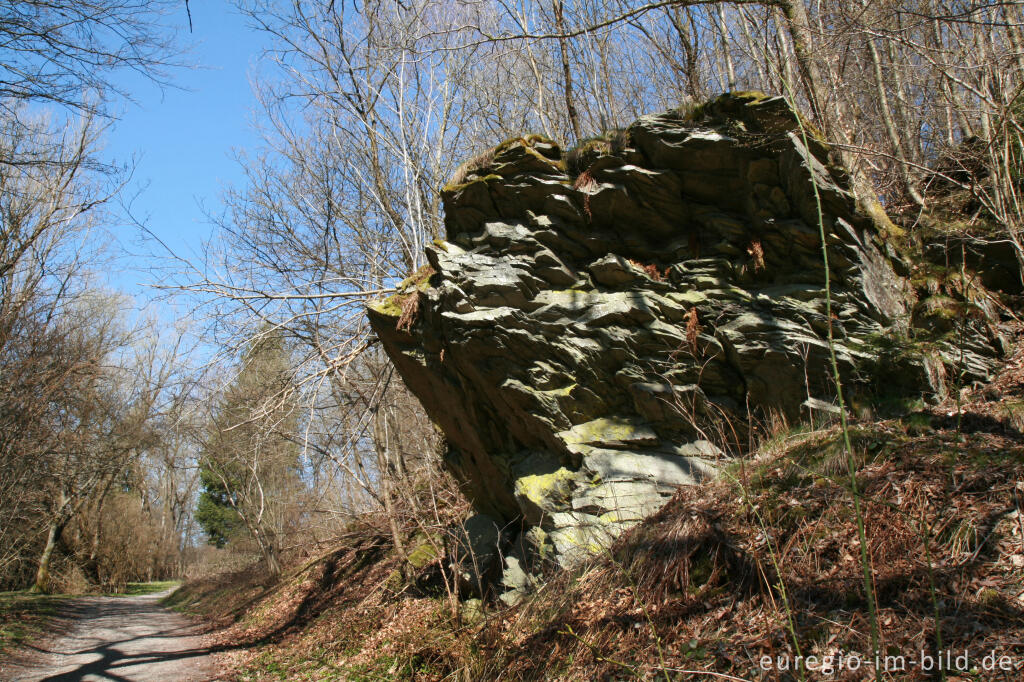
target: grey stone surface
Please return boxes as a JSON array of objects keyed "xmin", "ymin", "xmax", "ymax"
[{"xmin": 368, "ymin": 92, "xmax": 1007, "ymax": 572}]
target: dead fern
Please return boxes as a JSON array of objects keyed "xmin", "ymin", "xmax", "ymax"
[
  {"xmin": 747, "ymin": 239, "xmax": 766, "ymax": 273},
  {"xmin": 573, "ymin": 168, "xmax": 597, "ymax": 220},
  {"xmin": 628, "ymin": 258, "xmax": 667, "ymax": 282},
  {"xmin": 396, "ymin": 293, "xmax": 421, "ymax": 333},
  {"xmin": 684, "ymin": 306, "xmax": 701, "ymax": 354}
]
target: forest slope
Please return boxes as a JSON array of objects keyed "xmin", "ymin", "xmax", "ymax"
[{"xmin": 169, "ymin": 340, "xmax": 1024, "ymax": 681}]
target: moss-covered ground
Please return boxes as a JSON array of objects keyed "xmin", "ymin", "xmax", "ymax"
[{"xmin": 107, "ymin": 580, "xmax": 179, "ymax": 596}]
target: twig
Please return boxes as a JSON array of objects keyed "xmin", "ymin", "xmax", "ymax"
[{"xmin": 655, "ymin": 669, "xmax": 754, "ymax": 682}]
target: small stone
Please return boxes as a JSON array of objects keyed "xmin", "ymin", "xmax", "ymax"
[{"xmin": 589, "ymin": 253, "xmax": 638, "ymax": 286}]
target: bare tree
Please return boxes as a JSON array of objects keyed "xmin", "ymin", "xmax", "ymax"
[
  {"xmin": 28, "ymin": 291, "xmax": 173, "ymax": 592},
  {"xmin": 0, "ymin": 0, "xmax": 204, "ymax": 592},
  {"xmin": 0, "ymin": 0, "xmax": 181, "ymax": 120}
]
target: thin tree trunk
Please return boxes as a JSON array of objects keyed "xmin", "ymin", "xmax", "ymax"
[
  {"xmin": 1003, "ymin": 3, "xmax": 1024, "ymax": 75},
  {"xmin": 263, "ymin": 536, "xmax": 282, "ymax": 576},
  {"xmin": 554, "ymin": 0, "xmax": 582, "ymax": 142},
  {"xmin": 668, "ymin": 6, "xmax": 703, "ymax": 100},
  {"xmin": 374, "ymin": 405, "xmax": 409, "ymax": 575},
  {"xmin": 931, "ymin": 18, "xmax": 974, "ymax": 139},
  {"xmin": 31, "ymin": 518, "xmax": 66, "ymax": 593},
  {"xmin": 86, "ymin": 475, "xmax": 117, "ymax": 582},
  {"xmin": 716, "ymin": 6, "xmax": 736, "ymax": 91},
  {"xmin": 866, "ymin": 32, "xmax": 926, "ymax": 207},
  {"xmin": 737, "ymin": 6, "xmax": 768, "ymax": 88},
  {"xmin": 773, "ymin": 10, "xmax": 798, "ymax": 102},
  {"xmin": 779, "ymin": 0, "xmax": 826, "ymax": 124},
  {"xmin": 249, "ymin": 524, "xmax": 282, "ymax": 577}
]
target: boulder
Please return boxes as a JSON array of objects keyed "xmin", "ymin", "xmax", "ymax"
[{"xmin": 368, "ymin": 92, "xmax": 1007, "ymax": 574}]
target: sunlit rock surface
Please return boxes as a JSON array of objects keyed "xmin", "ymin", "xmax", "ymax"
[{"xmin": 368, "ymin": 93, "xmax": 1006, "ymax": 580}]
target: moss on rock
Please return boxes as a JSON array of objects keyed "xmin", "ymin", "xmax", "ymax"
[
  {"xmin": 514, "ymin": 467, "xmax": 577, "ymax": 525},
  {"xmin": 367, "ymin": 265, "xmax": 437, "ymax": 320}
]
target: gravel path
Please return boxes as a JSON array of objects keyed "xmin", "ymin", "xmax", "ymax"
[{"xmin": 1, "ymin": 589, "xmax": 219, "ymax": 681}]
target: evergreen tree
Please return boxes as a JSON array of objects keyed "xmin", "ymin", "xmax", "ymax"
[
  {"xmin": 195, "ymin": 467, "xmax": 243, "ymax": 549},
  {"xmin": 196, "ymin": 330, "xmax": 303, "ymax": 573}
]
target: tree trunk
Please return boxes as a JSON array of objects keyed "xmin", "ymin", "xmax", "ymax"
[
  {"xmin": 248, "ymin": 524, "xmax": 282, "ymax": 577},
  {"xmin": 262, "ymin": 536, "xmax": 282, "ymax": 576},
  {"xmin": 737, "ymin": 7, "xmax": 768, "ymax": 87},
  {"xmin": 863, "ymin": 2, "xmax": 925, "ymax": 208},
  {"xmin": 668, "ymin": 5, "xmax": 702, "ymax": 100},
  {"xmin": 374, "ymin": 405, "xmax": 410, "ymax": 576},
  {"xmin": 716, "ymin": 6, "xmax": 736, "ymax": 91},
  {"xmin": 778, "ymin": 0, "xmax": 826, "ymax": 124},
  {"xmin": 84, "ymin": 475, "xmax": 116, "ymax": 583},
  {"xmin": 31, "ymin": 519, "xmax": 66, "ymax": 594},
  {"xmin": 553, "ymin": 0, "xmax": 582, "ymax": 142},
  {"xmin": 1003, "ymin": 4, "xmax": 1024, "ymax": 75}
]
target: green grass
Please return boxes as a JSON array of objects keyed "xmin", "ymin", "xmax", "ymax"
[
  {"xmin": 0, "ymin": 591, "xmax": 69, "ymax": 654},
  {"xmin": 106, "ymin": 580, "xmax": 179, "ymax": 597}
]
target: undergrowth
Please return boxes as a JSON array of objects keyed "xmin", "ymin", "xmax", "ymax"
[{"xmin": 173, "ymin": 353, "xmax": 1024, "ymax": 680}]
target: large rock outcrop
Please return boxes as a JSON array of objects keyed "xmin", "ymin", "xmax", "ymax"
[{"xmin": 367, "ymin": 93, "xmax": 1007, "ymax": 578}]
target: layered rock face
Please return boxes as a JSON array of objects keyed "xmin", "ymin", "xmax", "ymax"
[{"xmin": 368, "ymin": 93, "xmax": 1006, "ymax": 579}]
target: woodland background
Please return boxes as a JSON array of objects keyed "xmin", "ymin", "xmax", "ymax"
[{"xmin": 0, "ymin": 0, "xmax": 1020, "ymax": 596}]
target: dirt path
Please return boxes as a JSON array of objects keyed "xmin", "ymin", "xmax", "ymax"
[{"xmin": 1, "ymin": 589, "xmax": 220, "ymax": 681}]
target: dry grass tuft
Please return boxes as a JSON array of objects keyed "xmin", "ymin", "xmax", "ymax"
[{"xmin": 449, "ymin": 147, "xmax": 496, "ymax": 186}]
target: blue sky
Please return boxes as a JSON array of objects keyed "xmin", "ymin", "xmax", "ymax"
[{"xmin": 104, "ymin": 1, "xmax": 268, "ymax": 297}]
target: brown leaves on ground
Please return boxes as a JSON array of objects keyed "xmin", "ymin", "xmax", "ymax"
[
  {"xmin": 186, "ymin": 473, "xmax": 475, "ymax": 681},
  {"xmin": 479, "ymin": 421, "xmax": 1023, "ymax": 681},
  {"xmin": 475, "ymin": 340, "xmax": 1024, "ymax": 681}
]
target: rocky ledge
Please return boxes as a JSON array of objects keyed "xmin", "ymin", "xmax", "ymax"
[{"xmin": 368, "ymin": 92, "xmax": 1009, "ymax": 597}]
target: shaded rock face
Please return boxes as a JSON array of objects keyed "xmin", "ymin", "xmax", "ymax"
[{"xmin": 368, "ymin": 93, "xmax": 1006, "ymax": 572}]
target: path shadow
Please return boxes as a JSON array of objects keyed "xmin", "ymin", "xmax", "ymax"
[
  {"xmin": 6, "ymin": 594, "xmax": 244, "ymax": 682},
  {"xmin": 39, "ymin": 642, "xmax": 214, "ymax": 682}
]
